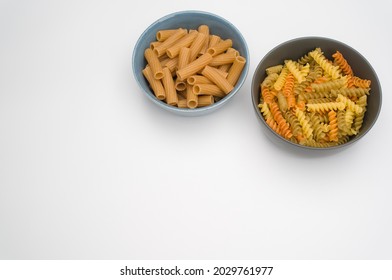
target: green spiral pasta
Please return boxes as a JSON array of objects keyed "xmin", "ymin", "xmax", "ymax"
[
  {"xmin": 330, "ymin": 88, "xmax": 370, "ymax": 98},
  {"xmin": 298, "ymin": 47, "xmax": 321, "ymax": 65},
  {"xmin": 266, "ymin": 65, "xmax": 283, "ymax": 75},
  {"xmin": 283, "ymin": 110, "xmax": 303, "ymax": 141},
  {"xmin": 262, "ymin": 73, "xmax": 279, "ymax": 87},
  {"xmin": 309, "ymin": 112, "xmax": 327, "ymax": 141},
  {"xmin": 337, "ymin": 110, "xmax": 351, "ymax": 136},
  {"xmin": 311, "ymin": 76, "xmax": 348, "ymax": 92},
  {"xmin": 307, "ymin": 97, "xmax": 335, "ymax": 104}
]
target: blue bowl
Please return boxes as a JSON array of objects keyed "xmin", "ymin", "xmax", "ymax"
[{"xmin": 132, "ymin": 10, "xmax": 249, "ymax": 116}]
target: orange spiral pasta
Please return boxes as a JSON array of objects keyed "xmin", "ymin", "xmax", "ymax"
[
  {"xmin": 265, "ymin": 117, "xmax": 282, "ymax": 135},
  {"xmin": 328, "ymin": 110, "xmax": 338, "ymax": 142},
  {"xmin": 352, "ymin": 76, "xmax": 371, "ymax": 88},
  {"xmin": 269, "ymin": 102, "xmax": 293, "ymax": 139},
  {"xmin": 332, "ymin": 51, "xmax": 353, "ymax": 76},
  {"xmin": 346, "ymin": 75, "xmax": 355, "ymax": 88},
  {"xmin": 261, "ymin": 86, "xmax": 274, "ymax": 104}
]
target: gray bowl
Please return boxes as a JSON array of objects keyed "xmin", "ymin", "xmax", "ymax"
[
  {"xmin": 251, "ymin": 37, "xmax": 382, "ymax": 150},
  {"xmin": 132, "ymin": 10, "xmax": 249, "ymax": 116}
]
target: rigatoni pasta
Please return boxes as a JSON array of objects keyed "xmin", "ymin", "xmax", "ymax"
[
  {"xmin": 144, "ymin": 48, "xmax": 164, "ymax": 80},
  {"xmin": 162, "ymin": 67, "xmax": 178, "ymax": 106},
  {"xmin": 142, "ymin": 66, "xmax": 166, "ymax": 100},
  {"xmin": 142, "ymin": 25, "xmax": 246, "ymax": 109},
  {"xmin": 258, "ymin": 47, "xmax": 371, "ymax": 147}
]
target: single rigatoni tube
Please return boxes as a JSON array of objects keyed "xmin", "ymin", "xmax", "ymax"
[
  {"xmin": 154, "ymin": 28, "xmax": 187, "ymax": 57},
  {"xmin": 187, "ymin": 75, "xmax": 213, "ymax": 85},
  {"xmin": 193, "ymin": 84, "xmax": 225, "ymax": 98},
  {"xmin": 142, "ymin": 66, "xmax": 166, "ymax": 100},
  {"xmin": 189, "ymin": 33, "xmax": 207, "ymax": 62},
  {"xmin": 175, "ymin": 78, "xmax": 186, "ymax": 91},
  {"xmin": 207, "ymin": 39, "xmax": 232, "ymax": 56},
  {"xmin": 165, "ymin": 31, "xmax": 198, "ymax": 58},
  {"xmin": 177, "ymin": 47, "xmax": 190, "ymax": 70},
  {"xmin": 227, "ymin": 56, "xmax": 246, "ymax": 86},
  {"xmin": 201, "ymin": 65, "xmax": 233, "ymax": 94},
  {"xmin": 198, "ymin": 25, "xmax": 209, "ymax": 55},
  {"xmin": 195, "ymin": 66, "xmax": 228, "ymax": 77},
  {"xmin": 156, "ymin": 29, "xmax": 178, "ymax": 42},
  {"xmin": 144, "ymin": 48, "xmax": 164, "ymax": 79},
  {"xmin": 208, "ymin": 35, "xmax": 221, "ymax": 48},
  {"xmin": 198, "ymin": 95, "xmax": 214, "ymax": 107},
  {"xmin": 162, "ymin": 67, "xmax": 178, "ymax": 106},
  {"xmin": 209, "ymin": 52, "xmax": 236, "ymax": 67},
  {"xmin": 176, "ymin": 53, "xmax": 213, "ymax": 81},
  {"xmin": 186, "ymin": 84, "xmax": 198, "ymax": 109}
]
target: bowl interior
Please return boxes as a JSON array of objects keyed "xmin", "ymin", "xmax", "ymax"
[
  {"xmin": 133, "ymin": 11, "xmax": 249, "ymax": 115},
  {"xmin": 251, "ymin": 37, "xmax": 382, "ymax": 149}
]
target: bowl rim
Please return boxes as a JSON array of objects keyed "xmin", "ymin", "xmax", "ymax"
[
  {"xmin": 132, "ymin": 10, "xmax": 250, "ymax": 115},
  {"xmin": 251, "ymin": 36, "xmax": 382, "ymax": 150}
]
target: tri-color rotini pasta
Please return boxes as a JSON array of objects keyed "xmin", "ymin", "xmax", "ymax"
[
  {"xmin": 142, "ymin": 26, "xmax": 246, "ymax": 108},
  {"xmin": 257, "ymin": 47, "xmax": 371, "ymax": 147}
]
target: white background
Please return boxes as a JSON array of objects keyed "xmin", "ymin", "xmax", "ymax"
[{"xmin": 0, "ymin": 0, "xmax": 391, "ymax": 260}]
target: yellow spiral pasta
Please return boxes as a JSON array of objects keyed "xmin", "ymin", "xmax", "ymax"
[
  {"xmin": 259, "ymin": 102, "xmax": 273, "ymax": 120},
  {"xmin": 353, "ymin": 95, "xmax": 367, "ymax": 133},
  {"xmin": 273, "ymin": 66, "xmax": 289, "ymax": 91},
  {"xmin": 306, "ymin": 102, "xmax": 345, "ymax": 113},
  {"xmin": 295, "ymin": 107, "xmax": 313, "ymax": 140},
  {"xmin": 283, "ymin": 73, "xmax": 295, "ymax": 108},
  {"xmin": 309, "ymin": 49, "xmax": 342, "ymax": 80},
  {"xmin": 285, "ymin": 60, "xmax": 308, "ymax": 83}
]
